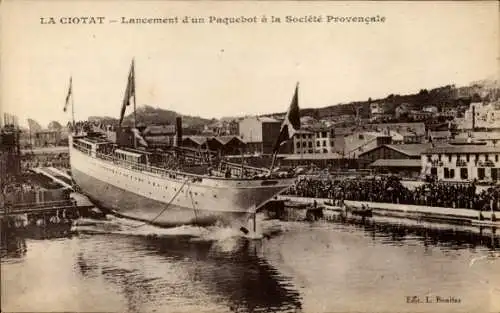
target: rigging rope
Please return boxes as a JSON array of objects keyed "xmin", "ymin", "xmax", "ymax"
[{"xmin": 131, "ymin": 178, "xmax": 191, "ymax": 228}]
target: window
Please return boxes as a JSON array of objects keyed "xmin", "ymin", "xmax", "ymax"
[
  {"xmin": 308, "ymin": 142, "xmax": 312, "ymax": 148},
  {"xmin": 485, "ymin": 154, "xmax": 489, "ymax": 161},
  {"xmin": 316, "ymin": 141, "xmax": 320, "ymax": 147},
  {"xmin": 444, "ymin": 167, "xmax": 449, "ymax": 178},
  {"xmin": 492, "ymin": 168, "xmax": 499, "ymax": 181},
  {"xmin": 438, "ymin": 154, "xmax": 442, "ymax": 161},
  {"xmin": 359, "ymin": 134, "xmax": 364, "ymax": 140},
  {"xmin": 323, "ymin": 148, "xmax": 328, "ymax": 153},
  {"xmin": 460, "ymin": 168, "xmax": 468, "ymax": 179},
  {"xmin": 496, "ymin": 155, "xmax": 499, "ymax": 162},
  {"xmin": 323, "ymin": 141, "xmax": 326, "ymax": 146},
  {"xmin": 431, "ymin": 167, "xmax": 437, "ymax": 176},
  {"xmin": 427, "ymin": 155, "xmax": 432, "ymax": 162},
  {"xmin": 478, "ymin": 168, "xmax": 485, "ymax": 180},
  {"xmin": 296, "ymin": 142, "xmax": 300, "ymax": 148},
  {"xmin": 449, "ymin": 169, "xmax": 455, "ymax": 179},
  {"xmin": 448, "ymin": 155, "xmax": 452, "ymax": 162},
  {"xmin": 466, "ymin": 154, "xmax": 470, "ymax": 162}
]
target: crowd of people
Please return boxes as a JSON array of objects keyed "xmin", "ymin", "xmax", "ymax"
[{"xmin": 285, "ymin": 176, "xmax": 500, "ymax": 211}]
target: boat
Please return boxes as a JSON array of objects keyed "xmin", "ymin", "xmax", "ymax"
[
  {"xmin": 323, "ymin": 200, "xmax": 373, "ymax": 218},
  {"xmin": 67, "ymin": 62, "xmax": 301, "ymax": 228}
]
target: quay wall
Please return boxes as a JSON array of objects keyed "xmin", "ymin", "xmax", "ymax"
[{"xmin": 278, "ymin": 196, "xmax": 499, "ymax": 225}]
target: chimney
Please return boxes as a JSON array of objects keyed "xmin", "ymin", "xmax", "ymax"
[{"xmin": 175, "ymin": 117, "xmax": 183, "ymax": 147}]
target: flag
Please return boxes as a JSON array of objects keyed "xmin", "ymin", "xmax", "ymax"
[
  {"xmin": 272, "ymin": 83, "xmax": 301, "ymax": 153},
  {"xmin": 63, "ymin": 77, "xmax": 72, "ymax": 112},
  {"xmin": 119, "ymin": 59, "xmax": 135, "ymax": 125}
]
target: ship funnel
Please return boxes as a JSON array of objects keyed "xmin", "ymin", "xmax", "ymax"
[{"xmin": 176, "ymin": 116, "xmax": 182, "ymax": 147}]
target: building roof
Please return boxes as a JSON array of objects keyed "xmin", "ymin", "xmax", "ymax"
[
  {"xmin": 284, "ymin": 153, "xmax": 343, "ymax": 160},
  {"xmin": 429, "ymin": 130, "xmax": 451, "ymax": 139},
  {"xmin": 369, "ymin": 122, "xmax": 426, "ymax": 137},
  {"xmin": 359, "ymin": 143, "xmax": 432, "ymax": 158},
  {"xmin": 213, "ymin": 136, "xmax": 245, "ymax": 145},
  {"xmin": 362, "ymin": 131, "xmax": 392, "ymax": 138},
  {"xmin": 385, "ymin": 144, "xmax": 433, "ymax": 157},
  {"xmin": 21, "ymin": 146, "xmax": 69, "ymax": 155},
  {"xmin": 332, "ymin": 127, "xmax": 355, "ymax": 137},
  {"xmin": 258, "ymin": 117, "xmax": 279, "ymax": 123},
  {"xmin": 183, "ymin": 136, "xmax": 208, "ymax": 145},
  {"xmin": 369, "ymin": 159, "xmax": 422, "ymax": 168},
  {"xmin": 425, "ymin": 144, "xmax": 500, "ymax": 154}
]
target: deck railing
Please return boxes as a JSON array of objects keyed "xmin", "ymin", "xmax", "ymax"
[{"xmin": 78, "ymin": 147, "xmax": 276, "ymax": 181}]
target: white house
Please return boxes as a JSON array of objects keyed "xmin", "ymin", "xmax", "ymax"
[{"xmin": 421, "ymin": 144, "xmax": 500, "ymax": 182}]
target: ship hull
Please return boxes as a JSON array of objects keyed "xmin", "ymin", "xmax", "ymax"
[
  {"xmin": 69, "ymin": 143, "xmax": 294, "ymax": 227},
  {"xmin": 72, "ymin": 168, "xmax": 250, "ymax": 226}
]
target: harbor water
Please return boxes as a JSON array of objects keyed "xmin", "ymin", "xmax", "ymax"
[{"xmin": 2, "ymin": 214, "xmax": 500, "ymax": 313}]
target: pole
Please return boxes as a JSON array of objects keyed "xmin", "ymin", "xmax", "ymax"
[
  {"xmin": 253, "ymin": 210, "xmax": 256, "ymax": 233},
  {"xmin": 71, "ymin": 77, "xmax": 75, "ymax": 131},
  {"xmin": 133, "ymin": 59, "xmax": 137, "ymax": 130},
  {"xmin": 269, "ymin": 150, "xmax": 278, "ymax": 173},
  {"xmin": 132, "ymin": 58, "xmax": 137, "ymax": 149}
]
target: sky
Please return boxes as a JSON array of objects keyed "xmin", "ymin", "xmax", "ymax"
[{"xmin": 1, "ymin": 1, "xmax": 498, "ymax": 128}]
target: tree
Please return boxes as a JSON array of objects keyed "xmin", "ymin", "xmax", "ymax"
[
  {"xmin": 48, "ymin": 121, "xmax": 63, "ymax": 130},
  {"xmin": 471, "ymin": 93, "xmax": 482, "ymax": 103}
]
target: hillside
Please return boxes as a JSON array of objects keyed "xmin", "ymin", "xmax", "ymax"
[
  {"xmin": 89, "ymin": 105, "xmax": 214, "ymax": 128},
  {"xmin": 265, "ymin": 80, "xmax": 499, "ymax": 120},
  {"xmin": 86, "ymin": 79, "xmax": 498, "ymax": 127}
]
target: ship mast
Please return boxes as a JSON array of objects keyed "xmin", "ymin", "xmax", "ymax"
[
  {"xmin": 72, "ymin": 79, "xmax": 76, "ymax": 131},
  {"xmin": 132, "ymin": 58, "xmax": 137, "ymax": 130},
  {"xmin": 132, "ymin": 58, "xmax": 137, "ymax": 148}
]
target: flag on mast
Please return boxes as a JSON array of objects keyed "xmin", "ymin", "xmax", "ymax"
[
  {"xmin": 272, "ymin": 83, "xmax": 301, "ymax": 153},
  {"xmin": 63, "ymin": 77, "xmax": 72, "ymax": 112},
  {"xmin": 119, "ymin": 59, "xmax": 135, "ymax": 126}
]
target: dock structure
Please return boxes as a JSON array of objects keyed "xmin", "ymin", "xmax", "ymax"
[
  {"xmin": 1, "ymin": 199, "xmax": 94, "ymax": 217},
  {"xmin": 279, "ymin": 196, "xmax": 500, "ymax": 227},
  {"xmin": 30, "ymin": 167, "xmax": 73, "ymax": 190}
]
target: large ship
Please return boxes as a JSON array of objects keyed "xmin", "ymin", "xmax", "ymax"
[{"xmin": 68, "ymin": 61, "xmax": 301, "ymax": 228}]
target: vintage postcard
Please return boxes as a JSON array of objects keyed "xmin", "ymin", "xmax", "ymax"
[{"xmin": 1, "ymin": 1, "xmax": 499, "ymax": 312}]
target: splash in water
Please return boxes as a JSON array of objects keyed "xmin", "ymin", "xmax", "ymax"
[{"xmin": 71, "ymin": 213, "xmax": 286, "ymax": 244}]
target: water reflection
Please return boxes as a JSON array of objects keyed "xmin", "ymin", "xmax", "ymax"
[
  {"xmin": 0, "ymin": 233, "xmax": 27, "ymax": 260},
  {"xmin": 324, "ymin": 215, "xmax": 499, "ymax": 251},
  {"xmin": 1, "ymin": 224, "xmax": 73, "ymax": 260},
  {"xmin": 75, "ymin": 235, "xmax": 302, "ymax": 313},
  {"xmin": 2, "ymin": 215, "xmax": 499, "ymax": 313}
]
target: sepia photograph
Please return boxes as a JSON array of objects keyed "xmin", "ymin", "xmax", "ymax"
[{"xmin": 1, "ymin": 1, "xmax": 499, "ymax": 312}]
